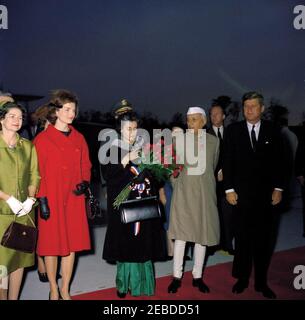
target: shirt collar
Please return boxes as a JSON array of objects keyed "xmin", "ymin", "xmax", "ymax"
[
  {"xmin": 246, "ymin": 120, "xmax": 261, "ymax": 131},
  {"xmin": 213, "ymin": 125, "xmax": 223, "ymax": 131}
]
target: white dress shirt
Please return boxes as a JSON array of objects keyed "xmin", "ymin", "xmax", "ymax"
[{"xmin": 213, "ymin": 125, "xmax": 224, "ymax": 139}]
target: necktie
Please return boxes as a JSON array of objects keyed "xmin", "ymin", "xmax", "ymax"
[
  {"xmin": 217, "ymin": 127, "xmax": 222, "ymax": 140},
  {"xmin": 251, "ymin": 125, "xmax": 257, "ymax": 151}
]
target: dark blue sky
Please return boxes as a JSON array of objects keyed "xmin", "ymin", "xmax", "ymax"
[{"xmin": 1, "ymin": 0, "xmax": 304, "ymax": 123}]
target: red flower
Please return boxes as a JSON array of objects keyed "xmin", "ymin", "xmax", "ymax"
[{"xmin": 173, "ymin": 169, "xmax": 180, "ymax": 178}]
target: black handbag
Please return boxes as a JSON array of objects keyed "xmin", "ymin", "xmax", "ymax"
[
  {"xmin": 85, "ymin": 187, "xmax": 101, "ymax": 220},
  {"xmin": 1, "ymin": 215, "xmax": 38, "ymax": 254},
  {"xmin": 120, "ymin": 196, "xmax": 162, "ymax": 224}
]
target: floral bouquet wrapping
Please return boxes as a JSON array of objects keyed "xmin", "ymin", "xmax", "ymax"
[{"xmin": 113, "ymin": 140, "xmax": 183, "ymax": 209}]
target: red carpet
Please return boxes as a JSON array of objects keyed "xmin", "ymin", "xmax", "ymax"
[{"xmin": 73, "ymin": 246, "xmax": 305, "ymax": 300}]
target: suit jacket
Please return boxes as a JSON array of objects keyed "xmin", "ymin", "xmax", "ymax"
[
  {"xmin": 223, "ymin": 120, "xmax": 285, "ymax": 208},
  {"xmin": 295, "ymin": 127, "xmax": 305, "ymax": 177}
]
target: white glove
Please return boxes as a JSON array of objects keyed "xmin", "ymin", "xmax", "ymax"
[
  {"xmin": 22, "ymin": 197, "xmax": 36, "ymax": 214},
  {"xmin": 6, "ymin": 196, "xmax": 23, "ymax": 215},
  {"xmin": 17, "ymin": 209, "xmax": 27, "ymax": 218}
]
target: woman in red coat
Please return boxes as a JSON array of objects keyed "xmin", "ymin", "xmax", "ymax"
[{"xmin": 34, "ymin": 90, "xmax": 91, "ymax": 300}]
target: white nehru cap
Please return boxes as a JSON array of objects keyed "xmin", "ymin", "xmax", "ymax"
[{"xmin": 187, "ymin": 106, "xmax": 206, "ymax": 117}]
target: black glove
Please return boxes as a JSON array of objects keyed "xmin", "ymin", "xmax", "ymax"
[
  {"xmin": 73, "ymin": 181, "xmax": 90, "ymax": 196},
  {"xmin": 39, "ymin": 197, "xmax": 50, "ymax": 220},
  {"xmin": 132, "ymin": 169, "xmax": 152, "ymax": 184}
]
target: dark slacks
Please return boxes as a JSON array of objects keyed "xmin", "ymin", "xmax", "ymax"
[
  {"xmin": 217, "ymin": 182, "xmax": 235, "ymax": 252},
  {"xmin": 232, "ymin": 203, "xmax": 275, "ymax": 287},
  {"xmin": 301, "ymin": 186, "xmax": 305, "ymax": 234}
]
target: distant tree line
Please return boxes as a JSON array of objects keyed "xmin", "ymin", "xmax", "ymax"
[{"xmin": 76, "ymin": 95, "xmax": 301, "ymax": 132}]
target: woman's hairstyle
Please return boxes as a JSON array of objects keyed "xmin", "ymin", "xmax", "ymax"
[
  {"xmin": 50, "ymin": 89, "xmax": 78, "ymax": 108},
  {"xmin": 0, "ymin": 102, "xmax": 25, "ymax": 130},
  {"xmin": 47, "ymin": 89, "xmax": 78, "ymax": 124},
  {"xmin": 114, "ymin": 99, "xmax": 138, "ymax": 132},
  {"xmin": 33, "ymin": 104, "xmax": 57, "ymax": 127}
]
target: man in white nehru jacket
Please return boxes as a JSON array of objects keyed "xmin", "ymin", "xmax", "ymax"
[{"xmin": 168, "ymin": 106, "xmax": 220, "ymax": 294}]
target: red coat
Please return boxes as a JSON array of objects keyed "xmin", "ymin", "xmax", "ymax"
[{"xmin": 34, "ymin": 125, "xmax": 92, "ymax": 256}]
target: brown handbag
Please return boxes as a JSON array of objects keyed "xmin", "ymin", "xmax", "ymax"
[{"xmin": 1, "ymin": 214, "xmax": 38, "ymax": 254}]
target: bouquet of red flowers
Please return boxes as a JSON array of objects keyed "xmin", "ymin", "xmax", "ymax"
[
  {"xmin": 138, "ymin": 140, "xmax": 183, "ymax": 180},
  {"xmin": 113, "ymin": 140, "xmax": 183, "ymax": 209}
]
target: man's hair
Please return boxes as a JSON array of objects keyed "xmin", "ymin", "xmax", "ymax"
[
  {"xmin": 209, "ymin": 104, "xmax": 225, "ymax": 115},
  {"xmin": 242, "ymin": 91, "xmax": 264, "ymax": 106}
]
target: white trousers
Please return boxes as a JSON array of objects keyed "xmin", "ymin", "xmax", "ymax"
[{"xmin": 173, "ymin": 240, "xmax": 206, "ymax": 279}]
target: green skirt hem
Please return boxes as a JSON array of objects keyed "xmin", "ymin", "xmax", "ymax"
[{"xmin": 116, "ymin": 261, "xmax": 155, "ymax": 296}]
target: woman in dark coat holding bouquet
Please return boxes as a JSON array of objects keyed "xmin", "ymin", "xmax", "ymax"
[{"xmin": 100, "ymin": 100, "xmax": 166, "ymax": 298}]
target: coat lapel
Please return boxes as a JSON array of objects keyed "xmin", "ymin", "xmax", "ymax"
[
  {"xmin": 241, "ymin": 121, "xmax": 254, "ymax": 152},
  {"xmin": 257, "ymin": 120, "xmax": 266, "ymax": 146}
]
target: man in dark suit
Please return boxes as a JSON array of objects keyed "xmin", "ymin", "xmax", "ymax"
[
  {"xmin": 207, "ymin": 104, "xmax": 235, "ymax": 254},
  {"xmin": 223, "ymin": 91, "xmax": 284, "ymax": 299},
  {"xmin": 295, "ymin": 127, "xmax": 305, "ymax": 237}
]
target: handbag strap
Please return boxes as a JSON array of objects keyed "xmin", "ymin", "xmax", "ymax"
[
  {"xmin": 14, "ymin": 212, "xmax": 36, "ymax": 228},
  {"xmin": 87, "ymin": 186, "xmax": 93, "ymax": 198},
  {"xmin": 26, "ymin": 213, "xmax": 36, "ymax": 228}
]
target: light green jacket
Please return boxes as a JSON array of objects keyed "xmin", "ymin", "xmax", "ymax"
[{"xmin": 0, "ymin": 133, "xmax": 40, "ymax": 215}]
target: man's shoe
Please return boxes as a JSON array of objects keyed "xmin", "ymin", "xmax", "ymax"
[
  {"xmin": 117, "ymin": 291, "xmax": 127, "ymax": 298},
  {"xmin": 168, "ymin": 278, "xmax": 181, "ymax": 294},
  {"xmin": 255, "ymin": 285, "xmax": 276, "ymax": 299},
  {"xmin": 192, "ymin": 278, "xmax": 210, "ymax": 293},
  {"xmin": 232, "ymin": 279, "xmax": 249, "ymax": 294}
]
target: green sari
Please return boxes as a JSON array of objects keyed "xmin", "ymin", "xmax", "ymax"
[{"xmin": 116, "ymin": 261, "xmax": 155, "ymax": 296}]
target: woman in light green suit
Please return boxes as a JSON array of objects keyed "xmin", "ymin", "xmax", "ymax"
[{"xmin": 0, "ymin": 102, "xmax": 40, "ymax": 300}]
